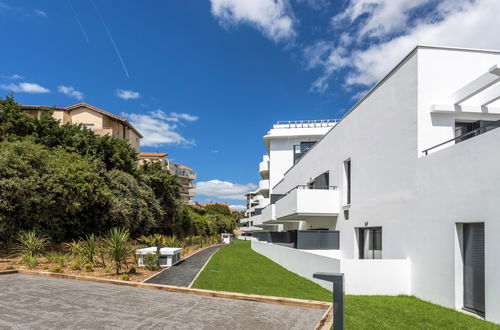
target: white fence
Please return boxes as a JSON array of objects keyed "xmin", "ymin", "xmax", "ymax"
[{"xmin": 252, "ymin": 240, "xmax": 410, "ymax": 294}]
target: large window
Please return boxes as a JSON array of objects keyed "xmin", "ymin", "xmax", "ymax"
[
  {"xmin": 344, "ymin": 159, "xmax": 351, "ymax": 205},
  {"xmin": 359, "ymin": 227, "xmax": 382, "ymax": 259},
  {"xmin": 308, "ymin": 172, "xmax": 329, "ymax": 189},
  {"xmin": 455, "ymin": 120, "xmax": 500, "ymax": 143},
  {"xmin": 293, "ymin": 141, "xmax": 316, "ymax": 163}
]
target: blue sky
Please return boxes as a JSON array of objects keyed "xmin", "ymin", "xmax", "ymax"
[{"xmin": 1, "ymin": 0, "xmax": 497, "ymax": 209}]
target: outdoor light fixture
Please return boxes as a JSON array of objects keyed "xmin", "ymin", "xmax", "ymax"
[{"xmin": 313, "ymin": 272, "xmax": 344, "ymax": 330}]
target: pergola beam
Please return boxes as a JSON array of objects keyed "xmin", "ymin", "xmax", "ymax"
[{"xmin": 450, "ymin": 65, "xmax": 500, "ymax": 105}]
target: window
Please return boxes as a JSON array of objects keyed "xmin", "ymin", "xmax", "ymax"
[
  {"xmin": 359, "ymin": 227, "xmax": 382, "ymax": 259},
  {"xmin": 455, "ymin": 120, "xmax": 500, "ymax": 143},
  {"xmin": 83, "ymin": 123, "xmax": 94, "ymax": 130},
  {"xmin": 309, "ymin": 172, "xmax": 329, "ymax": 189},
  {"xmin": 343, "ymin": 159, "xmax": 351, "ymax": 205},
  {"xmin": 293, "ymin": 141, "xmax": 316, "ymax": 163}
]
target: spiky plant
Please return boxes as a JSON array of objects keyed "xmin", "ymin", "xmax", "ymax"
[
  {"xmin": 16, "ymin": 230, "xmax": 49, "ymax": 263},
  {"xmin": 80, "ymin": 234, "xmax": 99, "ymax": 266},
  {"xmin": 102, "ymin": 228, "xmax": 134, "ymax": 274}
]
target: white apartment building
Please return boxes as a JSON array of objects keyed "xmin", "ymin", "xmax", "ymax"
[
  {"xmin": 240, "ymin": 120, "xmax": 337, "ymax": 233},
  {"xmin": 251, "ymin": 46, "xmax": 500, "ymax": 324}
]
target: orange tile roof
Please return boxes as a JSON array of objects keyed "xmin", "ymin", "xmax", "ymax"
[
  {"xmin": 138, "ymin": 152, "xmax": 168, "ymax": 157},
  {"xmin": 207, "ymin": 202, "xmax": 228, "ymax": 206},
  {"xmin": 177, "ymin": 164, "xmax": 193, "ymax": 170}
]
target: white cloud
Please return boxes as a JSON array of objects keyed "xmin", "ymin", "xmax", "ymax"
[
  {"xmin": 2, "ymin": 74, "xmax": 24, "ymax": 80},
  {"xmin": 229, "ymin": 204, "xmax": 246, "ymax": 211},
  {"xmin": 332, "ymin": 0, "xmax": 432, "ymax": 40},
  {"xmin": 210, "ymin": 0, "xmax": 296, "ymax": 42},
  {"xmin": 58, "ymin": 85, "xmax": 84, "ymax": 100},
  {"xmin": 194, "ymin": 179, "xmax": 257, "ymax": 201},
  {"xmin": 306, "ymin": 0, "xmax": 500, "ymax": 90},
  {"xmin": 122, "ymin": 109, "xmax": 197, "ymax": 147},
  {"xmin": 116, "ymin": 89, "xmax": 140, "ymax": 100},
  {"xmin": 34, "ymin": 9, "xmax": 47, "ymax": 17},
  {"xmin": 0, "ymin": 82, "xmax": 50, "ymax": 93}
]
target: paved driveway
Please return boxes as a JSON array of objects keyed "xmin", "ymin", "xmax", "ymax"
[
  {"xmin": 0, "ymin": 274, "xmax": 324, "ymax": 329},
  {"xmin": 145, "ymin": 245, "xmax": 224, "ymax": 287}
]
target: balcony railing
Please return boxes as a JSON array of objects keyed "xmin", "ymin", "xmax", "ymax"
[
  {"xmin": 274, "ymin": 119, "xmax": 339, "ymax": 128},
  {"xmin": 253, "ymin": 230, "xmax": 339, "ymax": 250},
  {"xmin": 275, "ymin": 185, "xmax": 339, "ymax": 220},
  {"xmin": 422, "ymin": 119, "xmax": 500, "ymax": 155}
]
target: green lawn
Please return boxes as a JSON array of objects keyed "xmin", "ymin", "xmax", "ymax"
[{"xmin": 192, "ymin": 240, "xmax": 499, "ymax": 329}]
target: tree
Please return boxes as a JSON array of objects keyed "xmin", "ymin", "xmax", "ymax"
[
  {"xmin": 138, "ymin": 161, "xmax": 180, "ymax": 232},
  {"xmin": 104, "ymin": 170, "xmax": 164, "ymax": 237}
]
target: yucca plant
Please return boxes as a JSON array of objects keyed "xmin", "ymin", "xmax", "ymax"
[
  {"xmin": 102, "ymin": 228, "xmax": 134, "ymax": 274},
  {"xmin": 80, "ymin": 234, "xmax": 99, "ymax": 266},
  {"xmin": 65, "ymin": 240, "xmax": 83, "ymax": 257},
  {"xmin": 16, "ymin": 230, "xmax": 49, "ymax": 266}
]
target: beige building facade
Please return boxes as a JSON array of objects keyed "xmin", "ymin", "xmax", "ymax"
[
  {"xmin": 22, "ymin": 103, "xmax": 142, "ymax": 151},
  {"xmin": 137, "ymin": 152, "xmax": 196, "ymax": 205}
]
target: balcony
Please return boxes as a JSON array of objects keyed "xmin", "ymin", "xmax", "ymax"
[
  {"xmin": 259, "ymin": 155, "xmax": 270, "ymax": 179},
  {"xmin": 261, "ymin": 204, "xmax": 276, "ymax": 222},
  {"xmin": 275, "ymin": 185, "xmax": 339, "ymax": 221},
  {"xmin": 258, "ymin": 179, "xmax": 270, "ymax": 198}
]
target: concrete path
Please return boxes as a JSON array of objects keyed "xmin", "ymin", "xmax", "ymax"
[
  {"xmin": 0, "ymin": 274, "xmax": 324, "ymax": 329},
  {"xmin": 145, "ymin": 245, "xmax": 224, "ymax": 287}
]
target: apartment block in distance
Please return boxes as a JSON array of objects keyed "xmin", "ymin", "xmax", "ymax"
[
  {"xmin": 138, "ymin": 152, "xmax": 196, "ymax": 205},
  {"xmin": 22, "ymin": 102, "xmax": 142, "ymax": 151},
  {"xmin": 249, "ymin": 45, "xmax": 500, "ymax": 324},
  {"xmin": 240, "ymin": 119, "xmax": 337, "ymax": 234}
]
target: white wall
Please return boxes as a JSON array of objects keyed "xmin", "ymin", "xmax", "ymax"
[{"xmin": 252, "ymin": 241, "xmax": 410, "ymax": 295}]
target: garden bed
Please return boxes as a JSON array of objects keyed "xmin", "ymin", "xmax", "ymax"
[{"xmin": 0, "ymin": 241, "xmax": 224, "ymax": 282}]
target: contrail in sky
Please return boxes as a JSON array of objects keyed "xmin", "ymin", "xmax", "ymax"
[
  {"xmin": 90, "ymin": 0, "xmax": 130, "ymax": 79},
  {"xmin": 68, "ymin": 0, "xmax": 89, "ymax": 43}
]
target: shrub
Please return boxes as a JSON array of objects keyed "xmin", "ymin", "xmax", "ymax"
[
  {"xmin": 128, "ymin": 265, "xmax": 137, "ymax": 274},
  {"xmin": 5, "ymin": 264, "xmax": 15, "ymax": 270},
  {"xmin": 102, "ymin": 228, "xmax": 134, "ymax": 274},
  {"xmin": 22, "ymin": 255, "xmax": 39, "ymax": 268},
  {"xmin": 143, "ymin": 252, "xmax": 160, "ymax": 271},
  {"xmin": 15, "ymin": 230, "xmax": 49, "ymax": 259},
  {"xmin": 84, "ymin": 264, "xmax": 94, "ymax": 272},
  {"xmin": 70, "ymin": 262, "xmax": 81, "ymax": 270},
  {"xmin": 45, "ymin": 252, "xmax": 66, "ymax": 267},
  {"xmin": 80, "ymin": 234, "xmax": 99, "ymax": 266},
  {"xmin": 65, "ymin": 240, "xmax": 83, "ymax": 257},
  {"xmin": 103, "ymin": 266, "xmax": 113, "ymax": 274},
  {"xmin": 119, "ymin": 274, "xmax": 129, "ymax": 281},
  {"xmin": 50, "ymin": 265, "xmax": 62, "ymax": 273}
]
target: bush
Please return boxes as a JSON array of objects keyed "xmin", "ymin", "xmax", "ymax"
[
  {"xmin": 84, "ymin": 264, "xmax": 94, "ymax": 272},
  {"xmin": 102, "ymin": 228, "xmax": 134, "ymax": 275},
  {"xmin": 128, "ymin": 265, "xmax": 137, "ymax": 274},
  {"xmin": 5, "ymin": 264, "xmax": 15, "ymax": 270},
  {"xmin": 70, "ymin": 262, "xmax": 81, "ymax": 270},
  {"xmin": 15, "ymin": 230, "xmax": 49, "ymax": 259},
  {"xmin": 143, "ymin": 252, "xmax": 160, "ymax": 271},
  {"xmin": 103, "ymin": 266, "xmax": 113, "ymax": 274},
  {"xmin": 45, "ymin": 252, "xmax": 66, "ymax": 267},
  {"xmin": 50, "ymin": 265, "xmax": 62, "ymax": 273},
  {"xmin": 119, "ymin": 274, "xmax": 129, "ymax": 281}
]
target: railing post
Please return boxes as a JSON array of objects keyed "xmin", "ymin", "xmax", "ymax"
[{"xmin": 313, "ymin": 272, "xmax": 344, "ymax": 330}]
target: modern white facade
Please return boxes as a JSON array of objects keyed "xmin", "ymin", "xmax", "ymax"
[
  {"xmin": 251, "ymin": 46, "xmax": 500, "ymax": 324},
  {"xmin": 240, "ymin": 120, "xmax": 337, "ymax": 232}
]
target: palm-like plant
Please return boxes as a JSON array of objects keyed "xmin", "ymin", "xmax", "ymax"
[
  {"xmin": 80, "ymin": 234, "xmax": 99, "ymax": 266},
  {"xmin": 16, "ymin": 230, "xmax": 49, "ymax": 261},
  {"xmin": 102, "ymin": 228, "xmax": 133, "ymax": 274}
]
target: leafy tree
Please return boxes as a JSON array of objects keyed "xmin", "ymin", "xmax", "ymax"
[
  {"xmin": 0, "ymin": 139, "xmax": 109, "ymax": 242},
  {"xmin": 138, "ymin": 161, "xmax": 180, "ymax": 232},
  {"xmin": 104, "ymin": 170, "xmax": 164, "ymax": 237}
]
